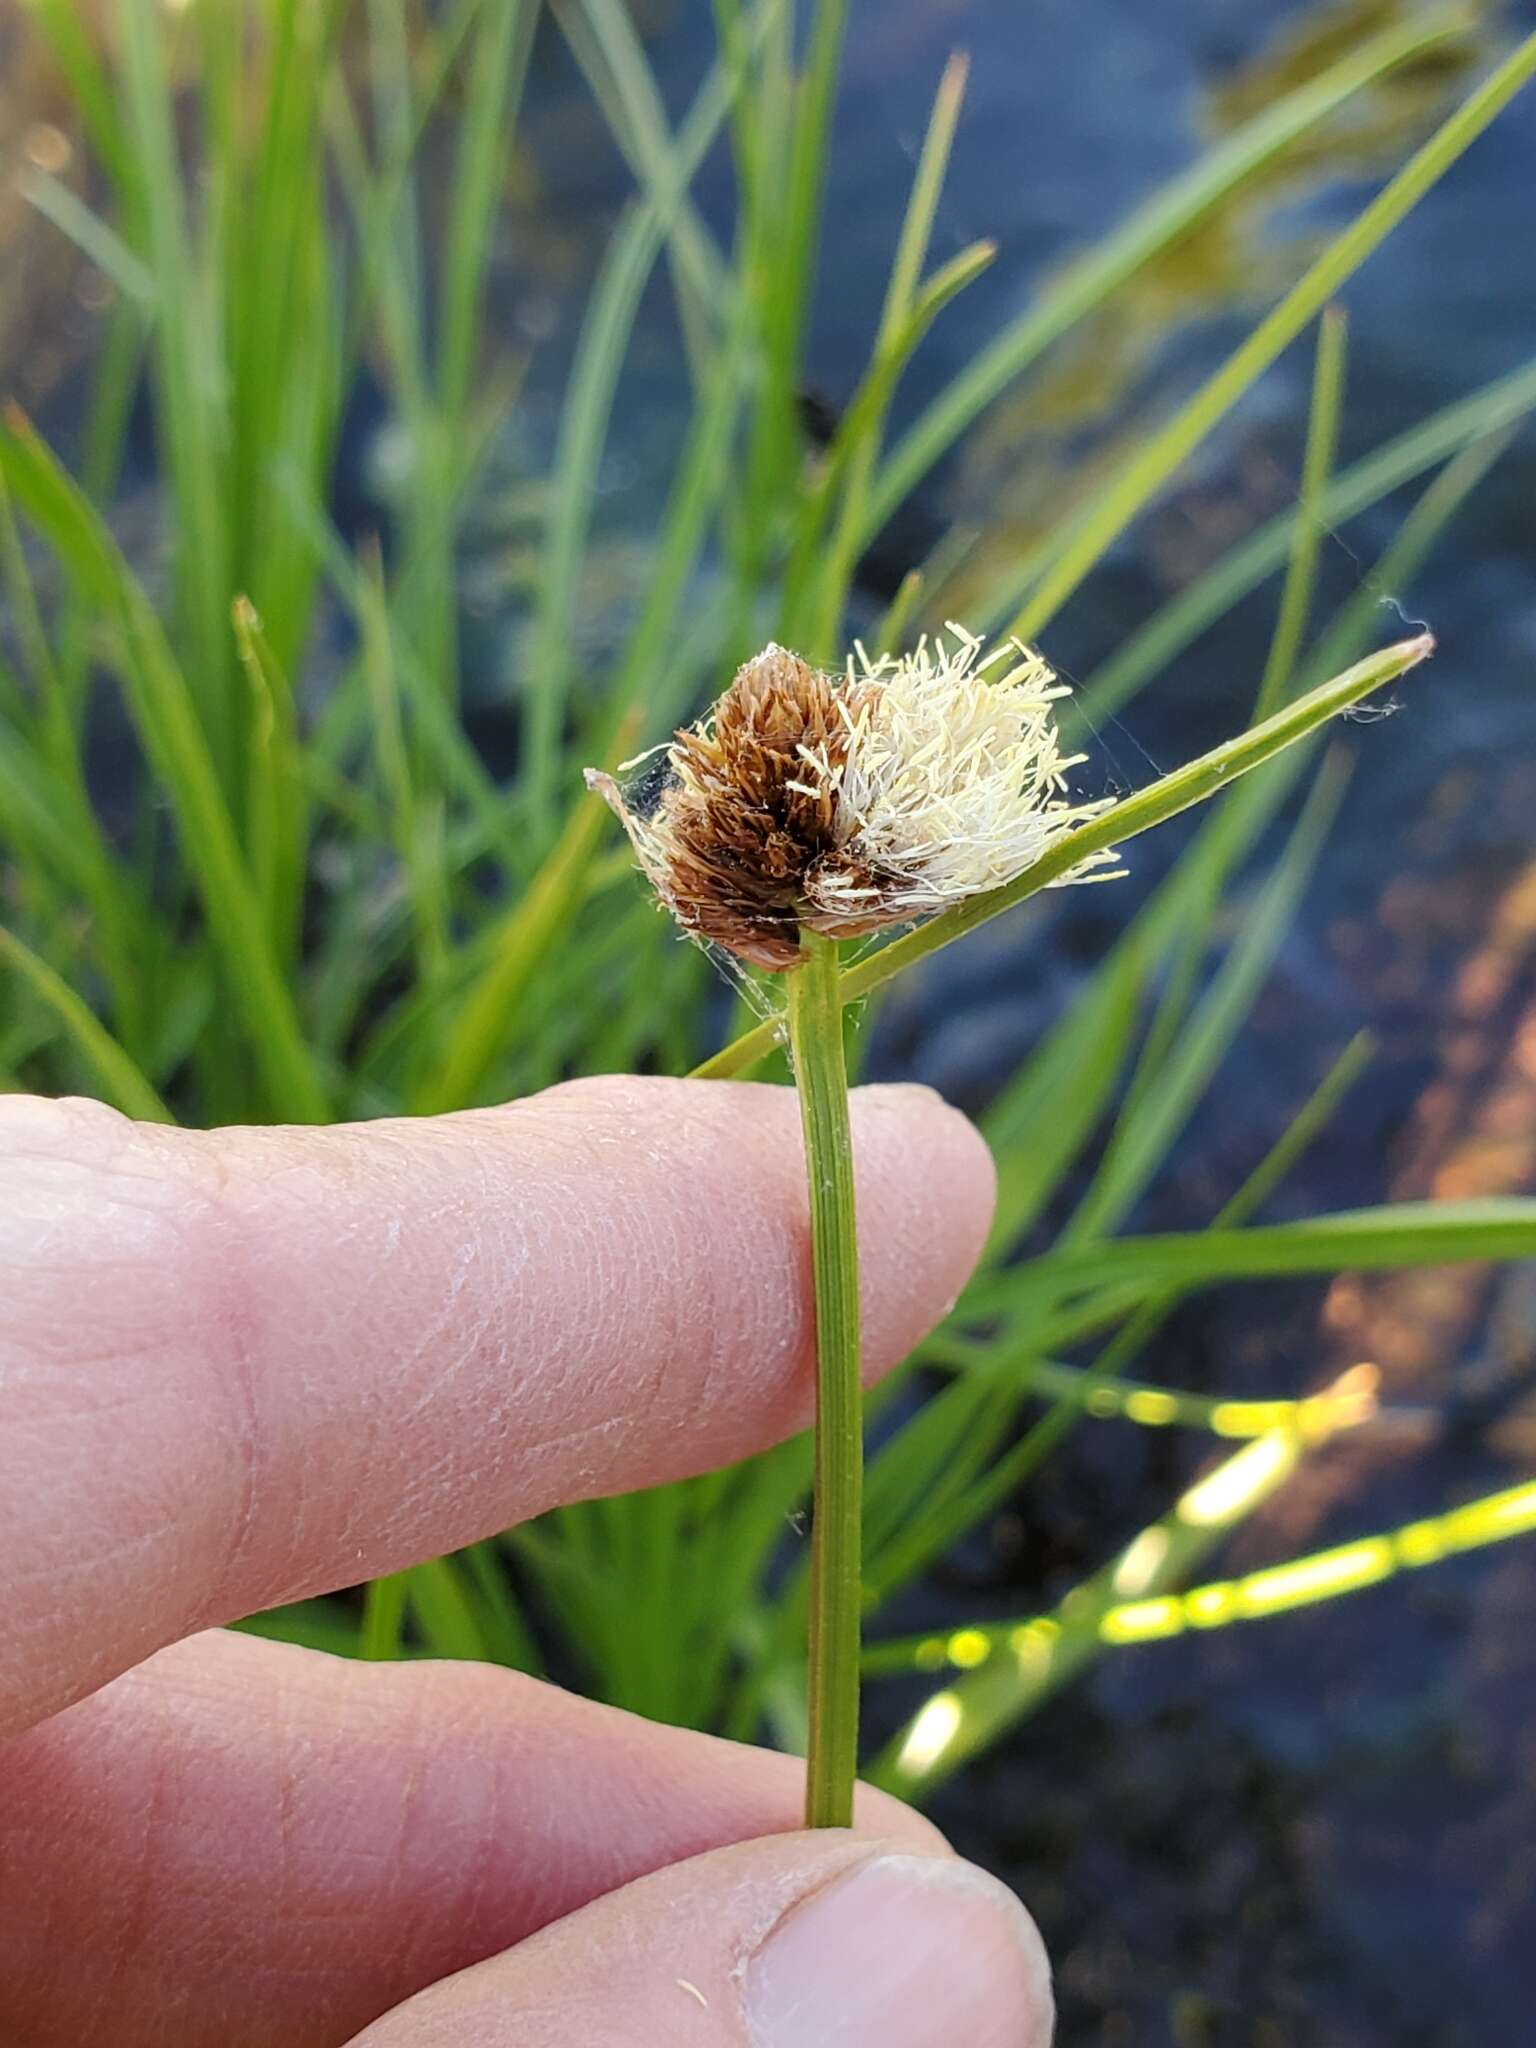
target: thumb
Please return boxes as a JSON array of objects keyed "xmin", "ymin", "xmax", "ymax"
[{"xmin": 347, "ymin": 1831, "xmax": 1053, "ymax": 2046}]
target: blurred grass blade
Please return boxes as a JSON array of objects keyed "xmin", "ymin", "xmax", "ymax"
[
  {"xmin": 525, "ymin": 204, "xmax": 661, "ymax": 839},
  {"xmin": 1009, "ymin": 32, "xmax": 1536, "ymax": 642},
  {"xmin": 415, "ymin": 766, "xmax": 637, "ymax": 1115},
  {"xmin": 1019, "ymin": 1198, "xmax": 1536, "ymax": 1306},
  {"xmin": 980, "ymin": 941, "xmax": 1147, "ymax": 1252},
  {"xmin": 355, "ymin": 550, "xmax": 451, "ymax": 985},
  {"xmin": 277, "ymin": 476, "xmax": 527, "ymax": 878},
  {"xmin": 437, "ymin": 0, "xmax": 539, "ymax": 433},
  {"xmin": 405, "ymin": 1556, "xmax": 489, "ymax": 1661},
  {"xmin": 1254, "ymin": 305, "xmax": 1348, "ymax": 717},
  {"xmin": 868, "ymin": 1475, "xmax": 1536, "ymax": 1676},
  {"xmin": 1078, "ymin": 352, "xmax": 1536, "ymax": 735},
  {"xmin": 361, "ymin": 1573, "xmax": 409, "ymax": 1660},
  {"xmin": 232, "ymin": 597, "xmax": 308, "ymax": 967},
  {"xmin": 977, "ymin": 755, "xmax": 1309, "ymax": 1255},
  {"xmin": 558, "ymin": 0, "xmax": 730, "ymax": 363},
  {"xmin": 743, "ymin": 0, "xmax": 850, "ymax": 508},
  {"xmin": 236, "ymin": 1599, "xmax": 371, "ymax": 1658},
  {"xmin": 806, "ymin": 50, "xmax": 971, "ymax": 655},
  {"xmin": 591, "ymin": 300, "xmax": 754, "ymax": 750},
  {"xmin": 870, "ymin": 1386, "xmax": 1365, "ymax": 1797},
  {"xmin": 1300, "ymin": 426, "xmax": 1517, "ymax": 690},
  {"xmin": 1109, "ymin": 316, "xmax": 1348, "ymax": 1125},
  {"xmin": 0, "ymin": 928, "xmax": 172, "ymax": 1123},
  {"xmin": 25, "ymin": 0, "xmax": 132, "ymax": 186},
  {"xmin": 1006, "ymin": 1359, "xmax": 1345, "ymax": 1439},
  {"xmin": 781, "ymin": 233, "xmax": 995, "ymax": 650},
  {"xmin": 865, "ymin": 10, "xmax": 1470, "ymax": 543},
  {"xmin": 965, "ymin": 1027, "xmax": 1376, "ymax": 1353},
  {"xmin": 118, "ymin": 0, "xmax": 235, "ymax": 774},
  {"xmin": 877, "ymin": 1035, "xmax": 1377, "ymax": 1601},
  {"xmin": 526, "ymin": 46, "xmax": 749, "ymax": 838},
  {"xmin": 20, "ymin": 169, "xmax": 157, "ymax": 307},
  {"xmin": 1064, "ymin": 751, "xmax": 1347, "ymax": 1246},
  {"xmin": 0, "ymin": 411, "xmax": 327, "ymax": 1122}
]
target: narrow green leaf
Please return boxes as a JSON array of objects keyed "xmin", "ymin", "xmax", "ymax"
[
  {"xmin": 20, "ymin": 169, "xmax": 157, "ymax": 307},
  {"xmin": 807, "ymin": 51, "xmax": 970, "ymax": 654},
  {"xmin": 1065, "ymin": 751, "xmax": 1346, "ymax": 1245},
  {"xmin": 864, "ymin": 10, "xmax": 1470, "ymax": 543},
  {"xmin": 1077, "ymin": 352, "xmax": 1536, "ymax": 736},
  {"xmin": 437, "ymin": 0, "xmax": 538, "ymax": 432},
  {"xmin": 559, "ymin": 0, "xmax": 729, "ymax": 364},
  {"xmin": 1019, "ymin": 1199, "xmax": 1536, "ymax": 1305},
  {"xmin": 866, "ymin": 1475, "xmax": 1536, "ymax": 1677},
  {"xmin": 526, "ymin": 51, "xmax": 749, "ymax": 836},
  {"xmin": 415, "ymin": 773, "xmax": 636, "ymax": 1116},
  {"xmin": 1008, "ymin": 33, "xmax": 1536, "ymax": 641},
  {"xmin": 870, "ymin": 1400, "xmax": 1351, "ymax": 1796},
  {"xmin": 0, "ymin": 413, "xmax": 327, "ymax": 1122},
  {"xmin": 117, "ymin": 0, "xmax": 235, "ymax": 772},
  {"xmin": 1254, "ymin": 307, "xmax": 1349, "ymax": 718},
  {"xmin": 0, "ymin": 928, "xmax": 172, "ymax": 1123}
]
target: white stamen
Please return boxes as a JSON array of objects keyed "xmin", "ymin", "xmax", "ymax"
[{"xmin": 803, "ymin": 626, "xmax": 1117, "ymax": 920}]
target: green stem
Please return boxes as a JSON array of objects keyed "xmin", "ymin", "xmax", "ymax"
[
  {"xmin": 361, "ymin": 1570, "xmax": 408, "ymax": 1660},
  {"xmin": 786, "ymin": 929, "xmax": 862, "ymax": 1828}
]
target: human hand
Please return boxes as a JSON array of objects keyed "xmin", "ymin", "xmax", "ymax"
[{"xmin": 0, "ymin": 1077, "xmax": 1052, "ymax": 2046}]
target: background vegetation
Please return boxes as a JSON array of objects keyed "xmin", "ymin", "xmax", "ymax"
[{"xmin": 1, "ymin": 0, "xmax": 1534, "ymax": 1837}]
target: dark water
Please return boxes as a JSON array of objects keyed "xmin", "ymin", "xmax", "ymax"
[
  {"xmin": 13, "ymin": 1, "xmax": 1536, "ymax": 2038},
  {"xmin": 490, "ymin": 5, "xmax": 1536, "ymax": 2041}
]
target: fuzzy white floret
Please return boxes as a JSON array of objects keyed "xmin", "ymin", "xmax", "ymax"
[{"xmin": 809, "ymin": 624, "xmax": 1114, "ymax": 916}]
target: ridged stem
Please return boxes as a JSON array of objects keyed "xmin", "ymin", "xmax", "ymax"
[{"xmin": 786, "ymin": 929, "xmax": 862, "ymax": 1828}]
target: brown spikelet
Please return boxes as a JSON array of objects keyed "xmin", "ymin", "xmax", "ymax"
[
  {"xmin": 654, "ymin": 646, "xmax": 849, "ymax": 967},
  {"xmin": 588, "ymin": 645, "xmax": 874, "ymax": 969}
]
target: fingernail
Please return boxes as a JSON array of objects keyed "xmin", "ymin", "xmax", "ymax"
[{"xmin": 745, "ymin": 1851, "xmax": 1053, "ymax": 2047}]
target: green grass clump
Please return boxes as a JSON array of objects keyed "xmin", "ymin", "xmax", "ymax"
[{"xmin": 3, "ymin": 0, "xmax": 1536, "ymax": 1792}]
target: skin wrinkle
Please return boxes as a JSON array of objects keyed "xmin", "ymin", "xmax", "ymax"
[
  {"xmin": 200, "ymin": 1138, "xmax": 274, "ymax": 1617},
  {"xmin": 528, "ymin": 1089, "xmax": 819, "ymax": 1458},
  {"xmin": 489, "ymin": 1110, "xmax": 698, "ymax": 1470},
  {"xmin": 259, "ymin": 1681, "xmax": 385, "ymax": 1970},
  {"xmin": 92, "ymin": 1703, "xmax": 174, "ymax": 2039},
  {"xmin": 390, "ymin": 1238, "xmax": 484, "ymax": 1421},
  {"xmin": 326, "ymin": 1225, "xmax": 431, "ymax": 1571},
  {"xmin": 240, "ymin": 1158, "xmax": 388, "ymax": 1597},
  {"xmin": 396, "ymin": 1152, "xmax": 501, "ymax": 1401},
  {"xmin": 1, "ymin": 1151, "xmax": 244, "ymax": 1730},
  {"xmin": 1, "ymin": 1129, "xmax": 225, "ymax": 1718},
  {"xmin": 722, "ymin": 1856, "xmax": 841, "ymax": 2009},
  {"xmin": 370, "ymin": 1129, "xmax": 622, "ymax": 1535},
  {"xmin": 273, "ymin": 1680, "xmax": 299, "ymax": 1962},
  {"xmin": 379, "ymin": 1673, "xmax": 438, "ymax": 1997},
  {"xmin": 216, "ymin": 1150, "xmax": 492, "ymax": 1608},
  {"xmin": 596, "ymin": 1181, "xmax": 703, "ymax": 1452},
  {"xmin": 442, "ymin": 1717, "xmax": 506, "ymax": 1972},
  {"xmin": 436, "ymin": 1737, "xmax": 541, "ymax": 1965}
]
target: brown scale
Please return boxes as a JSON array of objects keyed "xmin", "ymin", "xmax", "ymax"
[{"xmin": 648, "ymin": 646, "xmax": 884, "ymax": 969}]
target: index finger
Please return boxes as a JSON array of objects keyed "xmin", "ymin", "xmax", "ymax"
[{"xmin": 0, "ymin": 1076, "xmax": 993, "ymax": 1735}]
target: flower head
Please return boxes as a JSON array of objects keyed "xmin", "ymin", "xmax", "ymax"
[{"xmin": 587, "ymin": 624, "xmax": 1116, "ymax": 970}]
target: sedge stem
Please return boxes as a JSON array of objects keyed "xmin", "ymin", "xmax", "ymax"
[{"xmin": 786, "ymin": 928, "xmax": 863, "ymax": 1828}]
